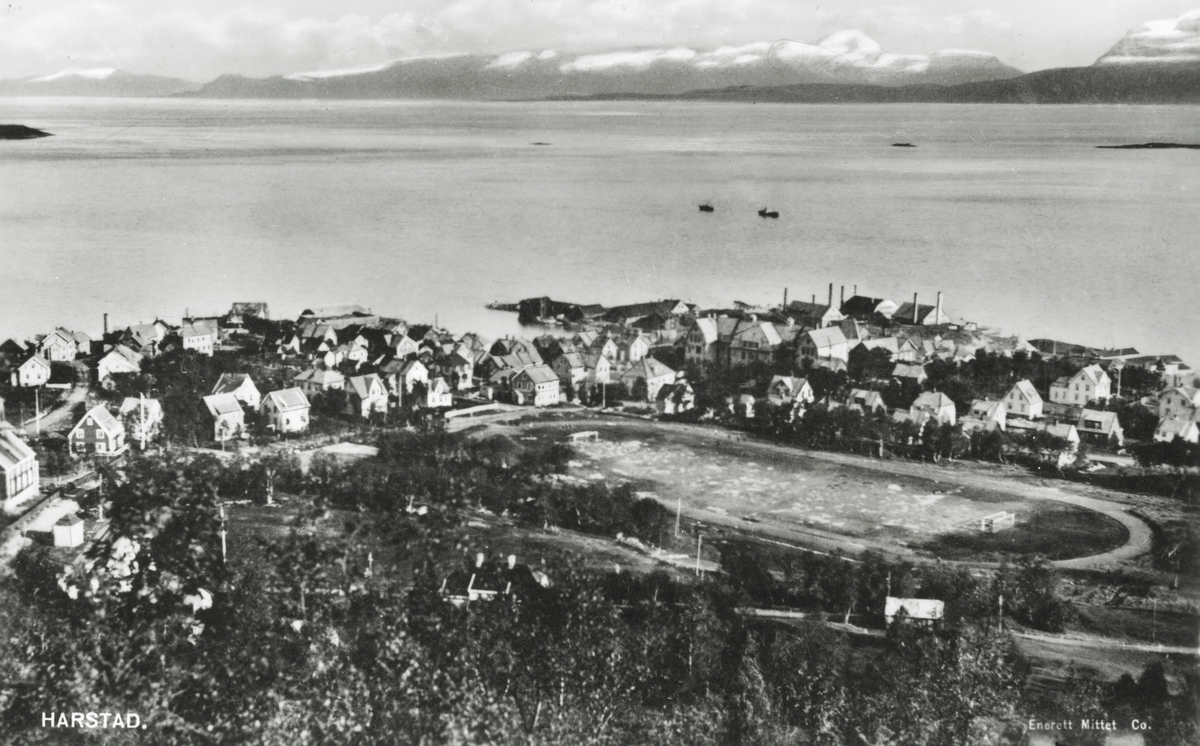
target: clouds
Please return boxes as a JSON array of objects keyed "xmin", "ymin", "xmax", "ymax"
[
  {"xmin": 1095, "ymin": 9, "xmax": 1200, "ymax": 64},
  {"xmin": 2, "ymin": 1, "xmax": 1198, "ymax": 80},
  {"xmin": 0, "ymin": 3, "xmax": 449, "ymax": 80}
]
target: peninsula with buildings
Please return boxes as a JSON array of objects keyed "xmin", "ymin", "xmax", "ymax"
[{"xmin": 0, "ymin": 286, "xmax": 1196, "ymax": 743}]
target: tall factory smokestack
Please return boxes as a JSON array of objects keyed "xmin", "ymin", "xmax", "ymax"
[
  {"xmin": 935, "ymin": 292, "xmax": 942, "ymax": 325},
  {"xmin": 103, "ymin": 313, "xmax": 108, "ymax": 336},
  {"xmin": 840, "ymin": 285, "xmax": 845, "ymax": 307},
  {"xmin": 854, "ymin": 284, "xmax": 858, "ymax": 295},
  {"xmin": 811, "ymin": 294, "xmax": 815, "ymax": 304},
  {"xmin": 913, "ymin": 293, "xmax": 919, "ymax": 324},
  {"xmin": 783, "ymin": 288, "xmax": 788, "ymax": 308},
  {"xmin": 828, "ymin": 283, "xmax": 833, "ymax": 307}
]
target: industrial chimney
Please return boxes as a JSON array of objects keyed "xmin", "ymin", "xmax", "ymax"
[
  {"xmin": 935, "ymin": 292, "xmax": 943, "ymax": 325},
  {"xmin": 840, "ymin": 285, "xmax": 845, "ymax": 307},
  {"xmin": 783, "ymin": 288, "xmax": 788, "ymax": 308},
  {"xmin": 912, "ymin": 293, "xmax": 919, "ymax": 324},
  {"xmin": 103, "ymin": 313, "xmax": 109, "ymax": 336},
  {"xmin": 828, "ymin": 283, "xmax": 833, "ymax": 307}
]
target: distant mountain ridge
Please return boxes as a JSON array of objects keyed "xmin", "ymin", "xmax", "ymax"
[
  {"xmin": 671, "ymin": 62, "xmax": 1200, "ymax": 105},
  {"xmin": 181, "ymin": 33, "xmax": 1024, "ymax": 101},
  {"xmin": 0, "ymin": 69, "xmax": 199, "ymax": 97}
]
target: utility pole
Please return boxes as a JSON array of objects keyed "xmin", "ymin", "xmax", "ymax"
[
  {"xmin": 695, "ymin": 533, "xmax": 703, "ymax": 576},
  {"xmin": 34, "ymin": 386, "xmax": 40, "ymax": 438},
  {"xmin": 139, "ymin": 392, "xmax": 147, "ymax": 451},
  {"xmin": 675, "ymin": 497, "xmax": 682, "ymax": 538},
  {"xmin": 219, "ymin": 503, "xmax": 228, "ymax": 565}
]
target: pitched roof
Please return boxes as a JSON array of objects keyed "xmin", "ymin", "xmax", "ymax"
[
  {"xmin": 0, "ymin": 429, "xmax": 35, "ymax": 470},
  {"xmin": 969, "ymin": 399, "xmax": 1003, "ymax": 419},
  {"xmin": 689, "ymin": 317, "xmax": 720, "ymax": 345},
  {"xmin": 202, "ymin": 393, "xmax": 243, "ymax": 417},
  {"xmin": 734, "ymin": 321, "xmax": 782, "ymax": 346},
  {"xmin": 75, "ymin": 405, "xmax": 123, "ymax": 436},
  {"xmin": 1077, "ymin": 364, "xmax": 1109, "ymax": 386},
  {"xmin": 892, "ymin": 363, "xmax": 927, "ymax": 379},
  {"xmin": 805, "ymin": 326, "xmax": 847, "ymax": 348},
  {"xmin": 212, "ymin": 373, "xmax": 254, "ymax": 396},
  {"xmin": 862, "ymin": 337, "xmax": 900, "ymax": 354},
  {"xmin": 558, "ymin": 351, "xmax": 586, "ymax": 369},
  {"xmin": 1078, "ymin": 409, "xmax": 1120, "ymax": 433},
  {"xmin": 347, "ymin": 373, "xmax": 384, "ymax": 399},
  {"xmin": 913, "ymin": 392, "xmax": 954, "ymax": 411},
  {"xmin": 266, "ymin": 388, "xmax": 310, "ymax": 412},
  {"xmin": 180, "ymin": 322, "xmax": 215, "ymax": 338},
  {"xmin": 840, "ymin": 295, "xmax": 891, "ymax": 317},
  {"xmin": 1156, "ymin": 418, "xmax": 1199, "ymax": 438},
  {"xmin": 620, "ymin": 357, "xmax": 675, "ymax": 381},
  {"xmin": 294, "ymin": 368, "xmax": 344, "ymax": 385},
  {"xmin": 517, "ymin": 365, "xmax": 559, "ymax": 384},
  {"xmin": 1011, "ymin": 380, "xmax": 1042, "ymax": 401}
]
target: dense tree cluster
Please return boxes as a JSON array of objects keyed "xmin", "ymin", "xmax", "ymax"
[{"xmin": 1, "ymin": 436, "xmax": 1195, "ymax": 745}]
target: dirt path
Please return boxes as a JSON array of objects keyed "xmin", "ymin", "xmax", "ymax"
[
  {"xmin": 512, "ymin": 416, "xmax": 1155, "ymax": 570},
  {"xmin": 22, "ymin": 382, "xmax": 88, "ymax": 436}
]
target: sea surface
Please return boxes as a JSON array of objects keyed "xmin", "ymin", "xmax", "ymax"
[{"xmin": 0, "ymin": 97, "xmax": 1197, "ymax": 363}]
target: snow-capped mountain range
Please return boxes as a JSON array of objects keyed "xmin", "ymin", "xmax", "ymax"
[{"xmin": 2, "ymin": 11, "xmax": 1198, "ymax": 101}]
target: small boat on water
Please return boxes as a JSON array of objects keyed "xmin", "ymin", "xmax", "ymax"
[
  {"xmin": 699, "ymin": 204, "xmax": 714, "ymax": 212},
  {"xmin": 758, "ymin": 209, "xmax": 779, "ymax": 219}
]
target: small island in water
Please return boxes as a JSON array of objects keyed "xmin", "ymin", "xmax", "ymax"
[
  {"xmin": 1096, "ymin": 142, "xmax": 1200, "ymax": 149},
  {"xmin": 0, "ymin": 124, "xmax": 52, "ymax": 140}
]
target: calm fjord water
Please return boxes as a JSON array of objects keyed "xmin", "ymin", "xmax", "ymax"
[{"xmin": 0, "ymin": 98, "xmax": 1197, "ymax": 362}]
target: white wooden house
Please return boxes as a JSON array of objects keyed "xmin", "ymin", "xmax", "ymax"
[
  {"xmin": 262, "ymin": 388, "xmax": 310, "ymax": 433},
  {"xmin": 1003, "ymin": 380, "xmax": 1044, "ymax": 419}
]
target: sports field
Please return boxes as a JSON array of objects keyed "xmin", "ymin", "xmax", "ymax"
[{"xmin": 522, "ymin": 421, "xmax": 1126, "ymax": 560}]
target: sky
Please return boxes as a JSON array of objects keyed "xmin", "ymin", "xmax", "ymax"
[{"xmin": 1, "ymin": 1, "xmax": 1198, "ymax": 81}]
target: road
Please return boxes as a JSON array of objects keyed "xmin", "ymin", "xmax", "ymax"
[
  {"xmin": 506, "ymin": 415, "xmax": 1154, "ymax": 570},
  {"xmin": 1011, "ymin": 631, "xmax": 1198, "ymax": 656},
  {"xmin": 22, "ymin": 381, "xmax": 88, "ymax": 437}
]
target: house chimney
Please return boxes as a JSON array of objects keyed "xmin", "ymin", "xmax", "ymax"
[
  {"xmin": 749, "ymin": 313, "xmax": 757, "ymax": 323},
  {"xmin": 828, "ymin": 283, "xmax": 833, "ymax": 306},
  {"xmin": 913, "ymin": 293, "xmax": 919, "ymax": 324},
  {"xmin": 475, "ymin": 552, "xmax": 485, "ymax": 568},
  {"xmin": 786, "ymin": 317, "xmax": 795, "ymax": 327},
  {"xmin": 935, "ymin": 292, "xmax": 942, "ymax": 325}
]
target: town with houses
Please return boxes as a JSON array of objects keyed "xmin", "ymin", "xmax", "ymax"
[
  {"xmin": 0, "ymin": 284, "xmax": 1197, "ymax": 743},
  {"xmin": 1, "ymin": 285, "xmax": 1196, "ymax": 565}
]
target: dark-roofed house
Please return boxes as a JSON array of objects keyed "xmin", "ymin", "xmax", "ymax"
[
  {"xmin": 263, "ymin": 388, "xmax": 311, "ymax": 433},
  {"xmin": 656, "ymin": 381, "xmax": 695, "ymax": 415},
  {"xmin": 603, "ymin": 300, "xmax": 689, "ymax": 326},
  {"xmin": 551, "ymin": 351, "xmax": 588, "ymax": 388},
  {"xmin": 0, "ymin": 427, "xmax": 39, "ymax": 511},
  {"xmin": 345, "ymin": 374, "xmax": 388, "ymax": 418},
  {"xmin": 620, "ymin": 358, "xmax": 676, "ymax": 402},
  {"xmin": 211, "ymin": 373, "xmax": 261, "ymax": 410},
  {"xmin": 784, "ymin": 300, "xmax": 843, "ymax": 329},
  {"xmin": 69, "ymin": 405, "xmax": 126, "ymax": 456},
  {"xmin": 1003, "ymin": 380, "xmax": 1043, "ymax": 419},
  {"xmin": 892, "ymin": 362, "xmax": 928, "ymax": 386},
  {"xmin": 893, "ymin": 299, "xmax": 950, "ymax": 326},
  {"xmin": 512, "ymin": 365, "xmax": 560, "ymax": 407},
  {"xmin": 202, "ymin": 393, "xmax": 245, "ymax": 442},
  {"xmin": 1077, "ymin": 409, "xmax": 1124, "ymax": 447},
  {"xmin": 768, "ymin": 376, "xmax": 815, "ymax": 407},
  {"xmin": 293, "ymin": 367, "xmax": 345, "ymax": 396},
  {"xmin": 840, "ymin": 295, "xmax": 899, "ymax": 321}
]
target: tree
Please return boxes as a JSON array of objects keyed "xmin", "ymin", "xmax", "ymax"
[{"xmin": 630, "ymin": 377, "xmax": 649, "ymax": 402}]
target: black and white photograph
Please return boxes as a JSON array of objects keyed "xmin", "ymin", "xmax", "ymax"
[{"xmin": 1, "ymin": 1, "xmax": 1198, "ymax": 743}]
